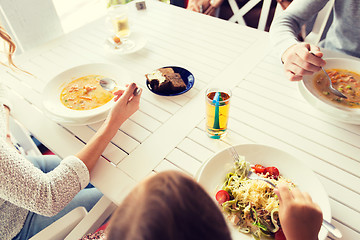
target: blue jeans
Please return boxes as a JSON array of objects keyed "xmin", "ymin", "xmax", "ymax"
[{"xmin": 13, "ymin": 155, "xmax": 103, "ymax": 240}]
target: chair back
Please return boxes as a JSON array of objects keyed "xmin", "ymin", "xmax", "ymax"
[
  {"xmin": 9, "ymin": 117, "xmax": 42, "ymax": 156},
  {"xmin": 29, "ymin": 207, "xmax": 88, "ymax": 240},
  {"xmin": 0, "ymin": 0, "xmax": 64, "ymax": 54},
  {"xmin": 228, "ymin": 0, "xmax": 276, "ymax": 31},
  {"xmin": 304, "ymin": 0, "xmax": 334, "ymax": 45}
]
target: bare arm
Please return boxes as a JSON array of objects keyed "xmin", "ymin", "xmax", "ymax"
[{"xmin": 76, "ymin": 83, "xmax": 141, "ymax": 172}]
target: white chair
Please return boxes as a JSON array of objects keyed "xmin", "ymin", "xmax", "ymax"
[
  {"xmin": 9, "ymin": 117, "xmax": 42, "ymax": 156},
  {"xmin": 272, "ymin": 0, "xmax": 334, "ymax": 45},
  {"xmin": 227, "ymin": 0, "xmax": 275, "ymax": 31},
  {"xmin": 227, "ymin": 0, "xmax": 334, "ymax": 41},
  {"xmin": 303, "ymin": 0, "xmax": 334, "ymax": 45},
  {"xmin": 30, "ymin": 196, "xmax": 116, "ymax": 240},
  {"xmin": 29, "ymin": 207, "xmax": 88, "ymax": 240},
  {"xmin": 0, "ymin": 0, "xmax": 63, "ymax": 54}
]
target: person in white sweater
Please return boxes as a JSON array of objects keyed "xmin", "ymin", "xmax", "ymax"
[
  {"xmin": 0, "ymin": 26, "xmax": 142, "ymax": 240},
  {"xmin": 270, "ymin": 0, "xmax": 360, "ymax": 81}
]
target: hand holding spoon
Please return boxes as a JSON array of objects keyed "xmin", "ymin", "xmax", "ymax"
[{"xmin": 99, "ymin": 78, "xmax": 141, "ymax": 95}]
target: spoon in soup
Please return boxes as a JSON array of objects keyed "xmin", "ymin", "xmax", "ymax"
[
  {"xmin": 99, "ymin": 78, "xmax": 141, "ymax": 95},
  {"xmin": 321, "ymin": 67, "xmax": 347, "ymax": 99},
  {"xmin": 309, "ymin": 52, "xmax": 347, "ymax": 99}
]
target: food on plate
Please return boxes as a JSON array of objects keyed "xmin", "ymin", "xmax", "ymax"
[
  {"xmin": 215, "ymin": 155, "xmax": 294, "ymax": 239},
  {"xmin": 145, "ymin": 67, "xmax": 187, "ymax": 94},
  {"xmin": 314, "ymin": 68, "xmax": 360, "ymax": 107},
  {"xmin": 113, "ymin": 35, "xmax": 122, "ymax": 45},
  {"xmin": 60, "ymin": 74, "xmax": 115, "ymax": 110}
]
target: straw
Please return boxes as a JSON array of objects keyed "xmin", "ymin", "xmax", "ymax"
[{"xmin": 212, "ymin": 92, "xmax": 220, "ymax": 130}]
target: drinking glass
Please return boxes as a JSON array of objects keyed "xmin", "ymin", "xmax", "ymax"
[
  {"xmin": 205, "ymin": 88, "xmax": 232, "ymax": 139},
  {"xmin": 106, "ymin": 4, "xmax": 135, "ymax": 51}
]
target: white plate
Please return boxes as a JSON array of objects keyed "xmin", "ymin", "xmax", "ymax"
[
  {"xmin": 195, "ymin": 144, "xmax": 331, "ymax": 240},
  {"xmin": 104, "ymin": 32, "xmax": 147, "ymax": 55},
  {"xmin": 43, "ymin": 108, "xmax": 108, "ymax": 126},
  {"xmin": 42, "ymin": 63, "xmax": 131, "ymax": 121},
  {"xmin": 300, "ymin": 58, "xmax": 360, "ymax": 124}
]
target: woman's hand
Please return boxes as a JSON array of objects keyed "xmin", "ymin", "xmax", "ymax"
[
  {"xmin": 187, "ymin": 0, "xmax": 211, "ymax": 13},
  {"xmin": 106, "ymin": 83, "xmax": 142, "ymax": 129},
  {"xmin": 76, "ymin": 83, "xmax": 141, "ymax": 172},
  {"xmin": 281, "ymin": 42, "xmax": 326, "ymax": 81},
  {"xmin": 275, "ymin": 183, "xmax": 323, "ymax": 240},
  {"xmin": 187, "ymin": 0, "xmax": 223, "ymax": 16}
]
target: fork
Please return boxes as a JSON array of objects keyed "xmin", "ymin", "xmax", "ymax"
[
  {"xmin": 228, "ymin": 146, "xmax": 276, "ymax": 188},
  {"xmin": 228, "ymin": 146, "xmax": 342, "ymax": 238}
]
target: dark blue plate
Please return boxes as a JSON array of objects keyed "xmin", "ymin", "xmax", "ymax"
[{"xmin": 146, "ymin": 66, "xmax": 195, "ymax": 96}]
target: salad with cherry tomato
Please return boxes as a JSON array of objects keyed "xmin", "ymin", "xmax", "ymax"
[{"xmin": 215, "ymin": 156, "xmax": 294, "ymax": 240}]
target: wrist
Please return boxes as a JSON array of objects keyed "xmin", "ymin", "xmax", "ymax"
[{"xmin": 102, "ymin": 117, "xmax": 124, "ymax": 136}]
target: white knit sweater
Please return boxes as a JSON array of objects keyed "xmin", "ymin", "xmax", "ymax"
[{"xmin": 0, "ymin": 80, "xmax": 90, "ymax": 239}]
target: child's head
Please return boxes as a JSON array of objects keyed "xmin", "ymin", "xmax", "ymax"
[{"xmin": 107, "ymin": 170, "xmax": 231, "ymax": 240}]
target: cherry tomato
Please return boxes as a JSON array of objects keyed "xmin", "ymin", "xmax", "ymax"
[
  {"xmin": 264, "ymin": 166, "xmax": 280, "ymax": 178},
  {"xmin": 253, "ymin": 164, "xmax": 266, "ymax": 174},
  {"xmin": 275, "ymin": 228, "xmax": 286, "ymax": 240},
  {"xmin": 215, "ymin": 190, "xmax": 230, "ymax": 205}
]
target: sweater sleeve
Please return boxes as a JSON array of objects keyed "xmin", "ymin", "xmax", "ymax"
[
  {"xmin": 269, "ymin": 0, "xmax": 329, "ymax": 59},
  {"xmin": 0, "ymin": 140, "xmax": 90, "ymax": 217}
]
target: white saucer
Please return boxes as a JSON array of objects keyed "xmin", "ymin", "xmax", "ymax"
[
  {"xmin": 44, "ymin": 109, "xmax": 108, "ymax": 126},
  {"xmin": 104, "ymin": 32, "xmax": 147, "ymax": 55}
]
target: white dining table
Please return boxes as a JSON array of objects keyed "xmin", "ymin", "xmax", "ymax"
[{"xmin": 2, "ymin": 0, "xmax": 359, "ymax": 239}]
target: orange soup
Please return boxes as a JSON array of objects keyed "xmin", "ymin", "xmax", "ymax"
[
  {"xmin": 60, "ymin": 75, "xmax": 114, "ymax": 110},
  {"xmin": 313, "ymin": 69, "xmax": 360, "ymax": 108}
]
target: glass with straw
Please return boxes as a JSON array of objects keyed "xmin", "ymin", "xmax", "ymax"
[{"xmin": 205, "ymin": 88, "xmax": 232, "ymax": 139}]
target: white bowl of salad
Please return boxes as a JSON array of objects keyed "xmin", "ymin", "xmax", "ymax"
[{"xmin": 195, "ymin": 144, "xmax": 331, "ymax": 240}]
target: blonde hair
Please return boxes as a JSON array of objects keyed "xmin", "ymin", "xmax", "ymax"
[
  {"xmin": 0, "ymin": 25, "xmax": 17, "ymax": 68},
  {"xmin": 0, "ymin": 25, "xmax": 31, "ymax": 75}
]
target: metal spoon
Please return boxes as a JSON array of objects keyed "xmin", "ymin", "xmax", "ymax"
[
  {"xmin": 321, "ymin": 67, "xmax": 347, "ymax": 99},
  {"xmin": 99, "ymin": 78, "xmax": 117, "ymax": 91},
  {"xmin": 99, "ymin": 78, "xmax": 141, "ymax": 95}
]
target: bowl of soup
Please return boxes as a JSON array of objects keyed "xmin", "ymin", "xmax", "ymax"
[
  {"xmin": 299, "ymin": 58, "xmax": 360, "ymax": 124},
  {"xmin": 43, "ymin": 63, "xmax": 131, "ymax": 122}
]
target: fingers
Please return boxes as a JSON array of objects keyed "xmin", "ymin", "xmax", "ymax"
[
  {"xmin": 113, "ymin": 83, "xmax": 142, "ymax": 103},
  {"xmin": 133, "ymin": 87, "xmax": 142, "ymax": 96},
  {"xmin": 285, "ymin": 61, "xmax": 314, "ymax": 76},
  {"xmin": 296, "ymin": 46, "xmax": 325, "ymax": 70},
  {"xmin": 131, "ymin": 87, "xmax": 142, "ymax": 104},
  {"xmin": 187, "ymin": 2, "xmax": 200, "ymax": 12},
  {"xmin": 285, "ymin": 70, "xmax": 303, "ymax": 81},
  {"xmin": 309, "ymin": 44, "xmax": 323, "ymax": 58},
  {"xmin": 113, "ymin": 89, "xmax": 125, "ymax": 102},
  {"xmin": 204, "ymin": 6, "xmax": 216, "ymax": 15},
  {"xmin": 123, "ymin": 83, "xmax": 138, "ymax": 100},
  {"xmin": 211, "ymin": 0, "xmax": 223, "ymax": 8},
  {"xmin": 303, "ymin": 191, "xmax": 313, "ymax": 203},
  {"xmin": 282, "ymin": 43, "xmax": 326, "ymax": 81},
  {"xmin": 290, "ymin": 187, "xmax": 305, "ymax": 202},
  {"xmin": 276, "ymin": 183, "xmax": 292, "ymax": 204}
]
